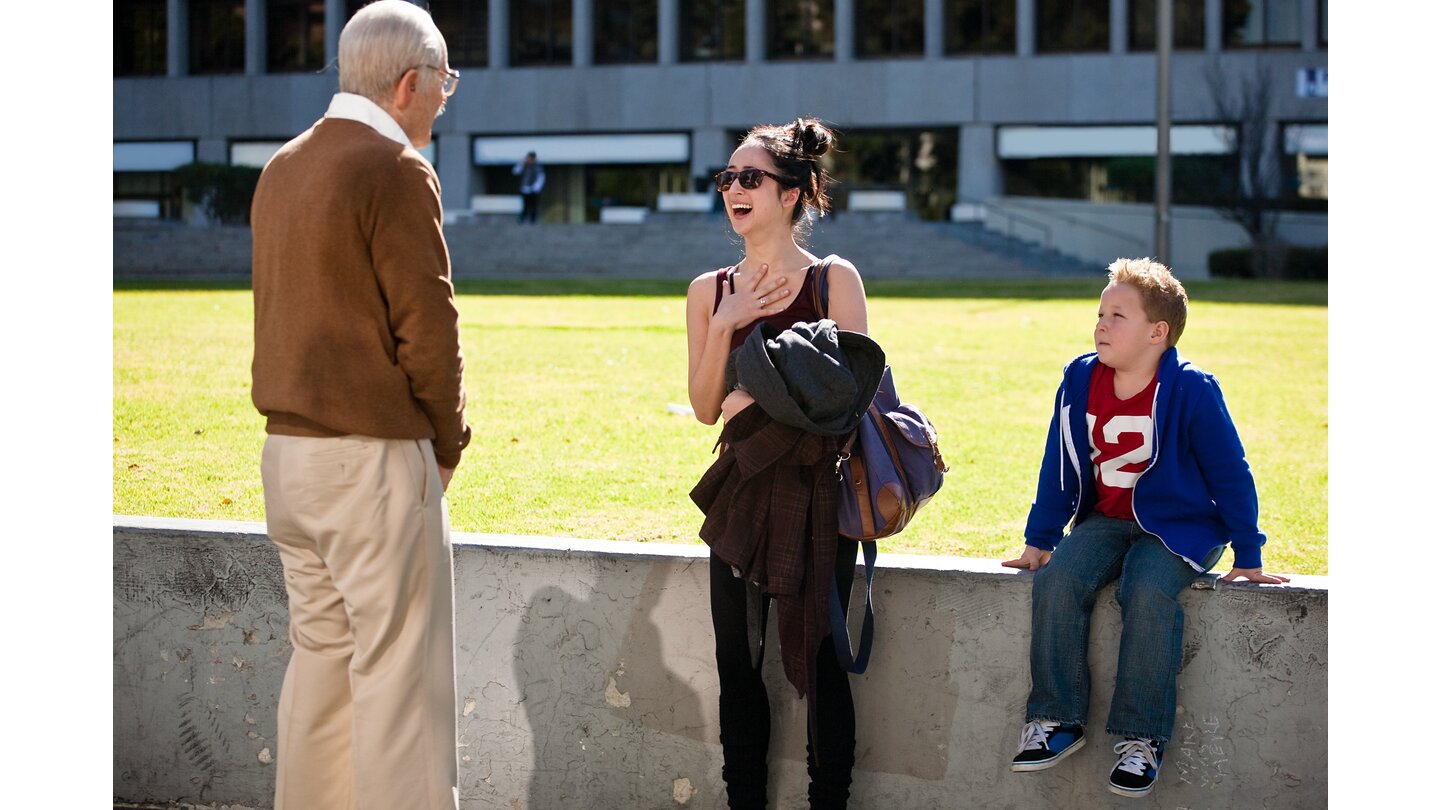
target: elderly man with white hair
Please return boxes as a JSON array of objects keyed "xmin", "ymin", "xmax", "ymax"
[{"xmin": 249, "ymin": 2, "xmax": 469, "ymax": 808}]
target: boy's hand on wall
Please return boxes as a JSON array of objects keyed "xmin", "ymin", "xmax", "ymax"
[
  {"xmin": 1220, "ymin": 567, "xmax": 1291, "ymax": 584},
  {"xmin": 1001, "ymin": 546, "xmax": 1052, "ymax": 571}
]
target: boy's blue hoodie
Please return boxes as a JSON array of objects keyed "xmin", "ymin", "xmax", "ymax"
[{"xmin": 1023, "ymin": 347, "xmax": 1267, "ymax": 571}]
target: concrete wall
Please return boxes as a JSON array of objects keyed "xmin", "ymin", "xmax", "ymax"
[
  {"xmin": 983, "ymin": 196, "xmax": 1329, "ymax": 278},
  {"xmin": 114, "ymin": 517, "xmax": 1327, "ymax": 809}
]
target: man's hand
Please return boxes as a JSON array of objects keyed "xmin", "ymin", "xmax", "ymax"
[
  {"xmin": 1219, "ymin": 567, "xmax": 1290, "ymax": 584},
  {"xmin": 1001, "ymin": 546, "xmax": 1052, "ymax": 571},
  {"xmin": 439, "ymin": 466, "xmax": 455, "ymax": 492}
]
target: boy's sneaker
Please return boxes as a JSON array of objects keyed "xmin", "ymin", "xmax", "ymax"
[
  {"xmin": 1109, "ymin": 737, "xmax": 1164, "ymax": 797},
  {"xmin": 1011, "ymin": 720, "xmax": 1086, "ymax": 772}
]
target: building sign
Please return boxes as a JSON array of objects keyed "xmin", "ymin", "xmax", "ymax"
[{"xmin": 1296, "ymin": 67, "xmax": 1328, "ymax": 98}]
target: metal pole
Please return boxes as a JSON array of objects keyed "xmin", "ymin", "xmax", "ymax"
[{"xmin": 1155, "ymin": 0, "xmax": 1173, "ymax": 265}]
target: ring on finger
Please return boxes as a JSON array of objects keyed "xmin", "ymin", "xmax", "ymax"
[{"xmin": 759, "ymin": 297, "xmax": 766, "ymax": 305}]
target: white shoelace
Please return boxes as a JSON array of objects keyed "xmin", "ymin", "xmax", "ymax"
[
  {"xmin": 1017, "ymin": 720, "xmax": 1058, "ymax": 753},
  {"xmin": 1112, "ymin": 738, "xmax": 1159, "ymax": 776}
]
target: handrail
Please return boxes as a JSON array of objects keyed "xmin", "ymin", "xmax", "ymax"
[
  {"xmin": 979, "ymin": 195, "xmax": 1150, "ymax": 252},
  {"xmin": 955, "ymin": 193, "xmax": 1051, "ymax": 248}
]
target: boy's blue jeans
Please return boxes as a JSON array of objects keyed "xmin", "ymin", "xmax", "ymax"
[{"xmin": 1025, "ymin": 515, "xmax": 1210, "ymax": 744}]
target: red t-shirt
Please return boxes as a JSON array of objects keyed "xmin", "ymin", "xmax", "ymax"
[{"xmin": 1086, "ymin": 363, "xmax": 1159, "ymax": 521}]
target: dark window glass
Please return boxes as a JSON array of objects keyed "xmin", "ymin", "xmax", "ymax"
[
  {"xmin": 825, "ymin": 128, "xmax": 958, "ymax": 220},
  {"xmin": 189, "ymin": 0, "xmax": 247, "ymax": 74},
  {"xmin": 1001, "ymin": 154, "xmax": 1240, "ymax": 206},
  {"xmin": 429, "ymin": 1, "xmax": 488, "ymax": 67},
  {"xmin": 116, "ymin": 0, "xmax": 168, "ymax": 76},
  {"xmin": 1320, "ymin": 0, "xmax": 1326, "ymax": 47},
  {"xmin": 114, "ymin": 171, "xmax": 185, "ymax": 220},
  {"xmin": 855, "ymin": 0, "xmax": 924, "ymax": 58},
  {"xmin": 1224, "ymin": 0, "xmax": 1301, "ymax": 48},
  {"xmin": 944, "ymin": 0, "xmax": 1015, "ymax": 56},
  {"xmin": 511, "ymin": 0, "xmax": 572, "ymax": 65},
  {"xmin": 1035, "ymin": 0, "xmax": 1108, "ymax": 54},
  {"xmin": 768, "ymin": 0, "xmax": 834, "ymax": 60},
  {"xmin": 682, "ymin": 0, "xmax": 744, "ymax": 61},
  {"xmin": 1128, "ymin": 0, "xmax": 1206, "ymax": 51},
  {"xmin": 595, "ymin": 0, "xmax": 658, "ymax": 64},
  {"xmin": 267, "ymin": 0, "xmax": 326, "ymax": 72}
]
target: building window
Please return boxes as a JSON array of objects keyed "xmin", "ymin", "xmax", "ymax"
[
  {"xmin": 856, "ymin": 0, "xmax": 924, "ymax": 58},
  {"xmin": 595, "ymin": 1, "xmax": 658, "ymax": 64},
  {"xmin": 114, "ymin": 141, "xmax": 196, "ymax": 220},
  {"xmin": 825, "ymin": 128, "xmax": 958, "ymax": 220},
  {"xmin": 1223, "ymin": 0, "xmax": 1301, "ymax": 49},
  {"xmin": 768, "ymin": 0, "xmax": 834, "ymax": 60},
  {"xmin": 1319, "ymin": 0, "xmax": 1326, "ymax": 48},
  {"xmin": 682, "ymin": 0, "xmax": 744, "ymax": 61},
  {"xmin": 944, "ymin": 0, "xmax": 1015, "ymax": 56},
  {"xmin": 116, "ymin": 0, "xmax": 168, "ymax": 76},
  {"xmin": 189, "ymin": 0, "xmax": 246, "ymax": 74},
  {"xmin": 1035, "ymin": 0, "xmax": 1107, "ymax": 54},
  {"xmin": 1128, "ymin": 0, "xmax": 1205, "ymax": 51},
  {"xmin": 429, "ymin": 1, "xmax": 488, "ymax": 67},
  {"xmin": 511, "ymin": 0, "xmax": 573, "ymax": 66},
  {"xmin": 997, "ymin": 124, "xmax": 1242, "ymax": 206},
  {"xmin": 267, "ymin": 1, "xmax": 326, "ymax": 72},
  {"xmin": 1283, "ymin": 124, "xmax": 1326, "ymax": 204}
]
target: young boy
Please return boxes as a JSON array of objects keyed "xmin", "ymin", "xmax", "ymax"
[{"xmin": 1000, "ymin": 258, "xmax": 1288, "ymax": 798}]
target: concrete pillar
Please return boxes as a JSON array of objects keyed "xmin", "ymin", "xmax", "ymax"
[
  {"xmin": 1300, "ymin": 0, "xmax": 1318, "ymax": 51},
  {"xmin": 691, "ymin": 127, "xmax": 733, "ymax": 187},
  {"xmin": 245, "ymin": 0, "xmax": 265, "ymax": 75},
  {"xmin": 834, "ymin": 0, "xmax": 854, "ymax": 61},
  {"xmin": 573, "ymin": 0, "xmax": 592, "ymax": 66},
  {"xmin": 745, "ymin": 0, "xmax": 765, "ymax": 62},
  {"xmin": 1205, "ymin": 0, "xmax": 1221, "ymax": 52},
  {"xmin": 325, "ymin": 0, "xmax": 343, "ymax": 68},
  {"xmin": 924, "ymin": 0, "xmax": 944, "ymax": 59},
  {"xmin": 959, "ymin": 124, "xmax": 1001, "ymax": 202},
  {"xmin": 196, "ymin": 137, "xmax": 228, "ymax": 164},
  {"xmin": 436, "ymin": 132, "xmax": 473, "ymax": 213},
  {"xmin": 168, "ymin": 0, "xmax": 187, "ymax": 77},
  {"xmin": 1111, "ymin": 0, "xmax": 1128, "ymax": 54},
  {"xmin": 1016, "ymin": 0, "xmax": 1034, "ymax": 57},
  {"xmin": 658, "ymin": 0, "xmax": 679, "ymax": 64},
  {"xmin": 490, "ymin": 0, "xmax": 509, "ymax": 67}
]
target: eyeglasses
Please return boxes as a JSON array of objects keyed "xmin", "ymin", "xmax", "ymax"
[
  {"xmin": 714, "ymin": 168, "xmax": 788, "ymax": 193},
  {"xmin": 424, "ymin": 64, "xmax": 460, "ymax": 97}
]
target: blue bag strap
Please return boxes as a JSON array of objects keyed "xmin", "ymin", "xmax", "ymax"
[{"xmin": 827, "ymin": 540, "xmax": 877, "ymax": 674}]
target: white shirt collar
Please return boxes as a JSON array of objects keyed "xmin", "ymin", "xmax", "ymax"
[{"xmin": 323, "ymin": 93, "xmax": 411, "ymax": 147}]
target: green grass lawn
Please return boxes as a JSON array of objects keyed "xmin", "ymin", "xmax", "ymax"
[{"xmin": 114, "ymin": 279, "xmax": 1328, "ymax": 574}]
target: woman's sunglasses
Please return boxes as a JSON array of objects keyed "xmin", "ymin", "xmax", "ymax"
[{"xmin": 714, "ymin": 168, "xmax": 788, "ymax": 192}]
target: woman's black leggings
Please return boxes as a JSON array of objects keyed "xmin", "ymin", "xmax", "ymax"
[{"xmin": 709, "ymin": 538, "xmax": 860, "ymax": 810}]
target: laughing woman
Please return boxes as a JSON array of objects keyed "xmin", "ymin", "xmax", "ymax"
[{"xmin": 685, "ymin": 118, "xmax": 871, "ymax": 810}]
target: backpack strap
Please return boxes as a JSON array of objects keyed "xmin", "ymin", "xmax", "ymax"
[{"xmin": 827, "ymin": 540, "xmax": 877, "ymax": 674}]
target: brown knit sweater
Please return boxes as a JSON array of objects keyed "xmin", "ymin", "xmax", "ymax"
[{"xmin": 250, "ymin": 117, "xmax": 471, "ymax": 468}]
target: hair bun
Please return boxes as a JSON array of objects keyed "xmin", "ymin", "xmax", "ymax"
[{"xmin": 790, "ymin": 118, "xmax": 835, "ymax": 159}]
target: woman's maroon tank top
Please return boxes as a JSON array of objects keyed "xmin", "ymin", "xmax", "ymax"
[{"xmin": 711, "ymin": 262, "xmax": 824, "ymax": 352}]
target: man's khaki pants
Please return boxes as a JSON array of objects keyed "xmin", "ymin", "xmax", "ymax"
[{"xmin": 262, "ymin": 435, "xmax": 459, "ymax": 810}]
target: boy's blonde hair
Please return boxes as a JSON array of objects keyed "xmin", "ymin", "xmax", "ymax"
[{"xmin": 1107, "ymin": 258, "xmax": 1188, "ymax": 347}]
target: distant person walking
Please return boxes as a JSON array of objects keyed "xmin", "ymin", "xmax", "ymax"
[
  {"xmin": 248, "ymin": 2, "xmax": 470, "ymax": 809},
  {"xmin": 513, "ymin": 151, "xmax": 545, "ymax": 223}
]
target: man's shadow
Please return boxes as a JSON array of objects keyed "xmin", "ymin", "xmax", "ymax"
[{"xmin": 512, "ymin": 557, "xmax": 712, "ymax": 808}]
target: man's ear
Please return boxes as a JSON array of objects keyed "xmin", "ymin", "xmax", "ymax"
[
  {"xmin": 392, "ymin": 67, "xmax": 420, "ymax": 110},
  {"xmin": 1150, "ymin": 321, "xmax": 1170, "ymax": 344}
]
